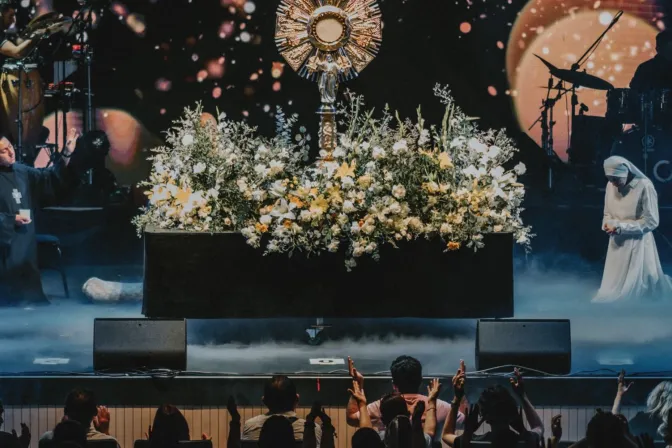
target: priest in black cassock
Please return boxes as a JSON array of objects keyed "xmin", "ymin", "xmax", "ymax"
[{"xmin": 0, "ymin": 130, "xmax": 105, "ymax": 305}]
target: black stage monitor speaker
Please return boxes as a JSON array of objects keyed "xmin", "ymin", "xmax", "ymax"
[
  {"xmin": 476, "ymin": 319, "xmax": 571, "ymax": 375},
  {"xmin": 93, "ymin": 318, "xmax": 187, "ymax": 372}
]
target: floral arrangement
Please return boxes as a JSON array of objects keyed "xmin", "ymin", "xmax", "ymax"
[{"xmin": 134, "ymin": 85, "xmax": 532, "ymax": 269}]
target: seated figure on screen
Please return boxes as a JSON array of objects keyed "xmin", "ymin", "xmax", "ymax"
[{"xmin": 630, "ymin": 30, "xmax": 672, "ymax": 91}]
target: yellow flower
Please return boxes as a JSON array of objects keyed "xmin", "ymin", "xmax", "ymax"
[
  {"xmin": 447, "ymin": 241, "xmax": 461, "ymax": 251},
  {"xmin": 334, "ymin": 161, "xmax": 356, "ymax": 179},
  {"xmin": 174, "ymin": 187, "xmax": 192, "ymax": 206},
  {"xmin": 255, "ymin": 223, "xmax": 268, "ymax": 233},
  {"xmin": 357, "ymin": 175, "xmax": 372, "ymax": 188},
  {"xmin": 310, "ymin": 195, "xmax": 329, "ymax": 213},
  {"xmin": 289, "ymin": 196, "xmax": 305, "ymax": 209},
  {"xmin": 326, "ymin": 186, "xmax": 343, "ymax": 205},
  {"xmin": 438, "ymin": 152, "xmax": 453, "ymax": 169}
]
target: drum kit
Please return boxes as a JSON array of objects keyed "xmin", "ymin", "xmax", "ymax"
[
  {"xmin": 532, "ymin": 10, "xmax": 672, "ymax": 199},
  {"xmin": 1, "ymin": 5, "xmax": 99, "ymax": 176}
]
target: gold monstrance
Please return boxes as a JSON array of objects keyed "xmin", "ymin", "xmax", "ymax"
[{"xmin": 275, "ymin": 0, "xmax": 382, "ymax": 153}]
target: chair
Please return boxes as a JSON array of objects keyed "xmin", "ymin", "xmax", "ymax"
[
  {"xmin": 134, "ymin": 441, "xmax": 213, "ymax": 448},
  {"xmin": 36, "ymin": 234, "xmax": 69, "ymax": 297}
]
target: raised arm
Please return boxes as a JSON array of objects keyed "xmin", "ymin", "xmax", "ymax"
[
  {"xmin": 510, "ymin": 368, "xmax": 544, "ymax": 435},
  {"xmin": 346, "ymin": 357, "xmax": 365, "ymax": 427},
  {"xmin": 612, "ymin": 370, "xmax": 633, "ymax": 415},
  {"xmin": 302, "ymin": 402, "xmax": 320, "ymax": 448},
  {"xmin": 442, "ymin": 368, "xmax": 465, "ymax": 447},
  {"xmin": 0, "ymin": 29, "xmax": 46, "ymax": 59},
  {"xmin": 424, "ymin": 378, "xmax": 441, "ymax": 438},
  {"xmin": 227, "ymin": 396, "xmax": 241, "ymax": 448},
  {"xmin": 348, "ymin": 379, "xmax": 372, "ymax": 429}
]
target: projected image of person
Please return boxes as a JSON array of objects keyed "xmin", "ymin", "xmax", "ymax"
[
  {"xmin": 630, "ymin": 30, "xmax": 672, "ymax": 91},
  {"xmin": 0, "ymin": 130, "xmax": 108, "ymax": 305},
  {"xmin": 593, "ymin": 156, "xmax": 672, "ymax": 302}
]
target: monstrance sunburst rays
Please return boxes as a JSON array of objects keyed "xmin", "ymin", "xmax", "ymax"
[{"xmin": 275, "ymin": 0, "xmax": 382, "ymax": 151}]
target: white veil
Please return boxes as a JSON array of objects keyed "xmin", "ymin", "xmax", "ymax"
[{"xmin": 604, "ymin": 156, "xmax": 648, "ymax": 180}]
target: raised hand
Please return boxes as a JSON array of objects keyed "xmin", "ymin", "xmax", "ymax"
[
  {"xmin": 617, "ymin": 370, "xmax": 633, "ymax": 395},
  {"xmin": 427, "ymin": 378, "xmax": 441, "ymax": 402},
  {"xmin": 144, "ymin": 425, "xmax": 152, "ymax": 440},
  {"xmin": 201, "ymin": 433, "xmax": 212, "ymax": 440},
  {"xmin": 11, "ymin": 423, "xmax": 31, "ymax": 448},
  {"xmin": 348, "ymin": 356, "xmax": 364, "ymax": 389},
  {"xmin": 348, "ymin": 379, "xmax": 367, "ymax": 407},
  {"xmin": 227, "ymin": 395, "xmax": 240, "ymax": 422},
  {"xmin": 93, "ymin": 406, "xmax": 110, "ymax": 435},
  {"xmin": 510, "ymin": 368, "xmax": 525, "ymax": 398},
  {"xmin": 551, "ymin": 415, "xmax": 562, "ymax": 441},
  {"xmin": 452, "ymin": 368, "xmax": 466, "ymax": 403},
  {"xmin": 65, "ymin": 128, "xmax": 80, "ymax": 154},
  {"xmin": 307, "ymin": 401, "xmax": 322, "ymax": 421}
]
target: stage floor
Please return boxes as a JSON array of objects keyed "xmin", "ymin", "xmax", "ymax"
[{"xmin": 2, "ymin": 261, "xmax": 672, "ymax": 376}]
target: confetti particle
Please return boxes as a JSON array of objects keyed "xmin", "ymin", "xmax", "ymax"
[
  {"xmin": 197, "ymin": 70, "xmax": 208, "ymax": 82},
  {"xmin": 126, "ymin": 13, "xmax": 146, "ymax": 36},
  {"xmin": 542, "ymin": 47, "xmax": 549, "ymax": 55},
  {"xmin": 243, "ymin": 1, "xmax": 256, "ymax": 14},
  {"xmin": 160, "ymin": 108, "xmax": 166, "ymax": 115},
  {"xmin": 272, "ymin": 62, "xmax": 285, "ymax": 78},
  {"xmin": 19, "ymin": 0, "xmax": 29, "ymax": 7},
  {"xmin": 272, "ymin": 81, "xmax": 281, "ymax": 92},
  {"xmin": 192, "ymin": 54, "xmax": 199, "ymax": 62},
  {"xmin": 155, "ymin": 78, "xmax": 172, "ymax": 92},
  {"xmin": 207, "ymin": 60, "xmax": 225, "ymax": 79},
  {"xmin": 497, "ymin": 41, "xmax": 505, "ymax": 50},
  {"xmin": 242, "ymin": 110, "xmax": 249, "ymax": 117},
  {"xmin": 598, "ymin": 12, "xmax": 613, "ymax": 26},
  {"xmin": 459, "ymin": 22, "xmax": 472, "ymax": 34},
  {"xmin": 488, "ymin": 86, "xmax": 497, "ymax": 96},
  {"xmin": 213, "ymin": 87, "xmax": 222, "ymax": 99},
  {"xmin": 263, "ymin": 104, "xmax": 270, "ymax": 113},
  {"xmin": 240, "ymin": 31, "xmax": 251, "ymax": 43}
]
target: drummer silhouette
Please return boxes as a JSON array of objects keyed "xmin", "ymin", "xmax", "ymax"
[{"xmin": 631, "ymin": 30, "xmax": 672, "ymax": 91}]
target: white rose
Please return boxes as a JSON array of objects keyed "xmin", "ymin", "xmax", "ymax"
[
  {"xmin": 468, "ymin": 138, "xmax": 488, "ymax": 153},
  {"xmin": 514, "ymin": 162, "xmax": 527, "ymax": 175},
  {"xmin": 343, "ymin": 200, "xmax": 357, "ymax": 213},
  {"xmin": 392, "ymin": 139, "xmax": 408, "ymax": 153},
  {"xmin": 487, "ymin": 146, "xmax": 501, "ymax": 158},
  {"xmin": 392, "ymin": 184, "xmax": 406, "ymax": 199},
  {"xmin": 372, "ymin": 146, "xmax": 386, "ymax": 160},
  {"xmin": 490, "ymin": 166, "xmax": 505, "ymax": 179},
  {"xmin": 181, "ymin": 134, "xmax": 194, "ymax": 146},
  {"xmin": 193, "ymin": 162, "xmax": 207, "ymax": 174}
]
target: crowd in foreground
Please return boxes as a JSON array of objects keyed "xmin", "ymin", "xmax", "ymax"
[{"xmin": 0, "ymin": 355, "xmax": 671, "ymax": 448}]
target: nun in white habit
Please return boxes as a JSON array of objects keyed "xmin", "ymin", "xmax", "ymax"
[{"xmin": 593, "ymin": 156, "xmax": 672, "ymax": 302}]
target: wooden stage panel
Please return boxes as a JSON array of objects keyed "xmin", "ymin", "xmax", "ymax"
[
  {"xmin": 0, "ymin": 404, "xmax": 652, "ymax": 448},
  {"xmin": 143, "ymin": 230, "xmax": 514, "ymax": 319}
]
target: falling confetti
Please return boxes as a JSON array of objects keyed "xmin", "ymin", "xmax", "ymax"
[{"xmin": 460, "ymin": 22, "xmax": 472, "ymax": 34}]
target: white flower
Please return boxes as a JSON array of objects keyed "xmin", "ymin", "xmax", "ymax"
[
  {"xmin": 269, "ymin": 160, "xmax": 285, "ymax": 176},
  {"xmin": 207, "ymin": 188, "xmax": 219, "ymax": 199},
  {"xmin": 450, "ymin": 137, "xmax": 465, "ymax": 149},
  {"xmin": 462, "ymin": 165, "xmax": 484, "ymax": 178},
  {"xmin": 251, "ymin": 190, "xmax": 266, "ymax": 201},
  {"xmin": 493, "ymin": 225, "xmax": 503, "ymax": 232},
  {"xmin": 341, "ymin": 176, "xmax": 355, "ymax": 189},
  {"xmin": 193, "ymin": 162, "xmax": 207, "ymax": 174},
  {"xmin": 392, "ymin": 184, "xmax": 406, "ymax": 199},
  {"xmin": 487, "ymin": 146, "xmax": 501, "ymax": 158},
  {"xmin": 361, "ymin": 141, "xmax": 371, "ymax": 150},
  {"xmin": 490, "ymin": 166, "xmax": 505, "ymax": 180},
  {"xmin": 468, "ymin": 138, "xmax": 488, "ymax": 154},
  {"xmin": 254, "ymin": 164, "xmax": 268, "ymax": 178},
  {"xmin": 181, "ymin": 134, "xmax": 194, "ymax": 146},
  {"xmin": 418, "ymin": 129, "xmax": 430, "ymax": 146},
  {"xmin": 372, "ymin": 146, "xmax": 386, "ymax": 159},
  {"xmin": 514, "ymin": 162, "xmax": 527, "ymax": 175},
  {"xmin": 392, "ymin": 139, "xmax": 408, "ymax": 153},
  {"xmin": 327, "ymin": 241, "xmax": 340, "ymax": 252},
  {"xmin": 260, "ymin": 214, "xmax": 273, "ymax": 225},
  {"xmin": 269, "ymin": 180, "xmax": 287, "ymax": 197},
  {"xmin": 343, "ymin": 200, "xmax": 357, "ymax": 213},
  {"xmin": 333, "ymin": 147, "xmax": 347, "ymax": 158},
  {"xmin": 350, "ymin": 222, "xmax": 361, "ymax": 234}
]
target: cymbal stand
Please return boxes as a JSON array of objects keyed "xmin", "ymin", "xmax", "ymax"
[
  {"xmin": 530, "ymin": 75, "xmax": 564, "ymax": 191},
  {"xmin": 13, "ymin": 61, "xmax": 25, "ymax": 163}
]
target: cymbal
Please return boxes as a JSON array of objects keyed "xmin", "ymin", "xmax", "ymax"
[
  {"xmin": 21, "ymin": 13, "xmax": 72, "ymax": 38},
  {"xmin": 535, "ymin": 54, "xmax": 613, "ymax": 91}
]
